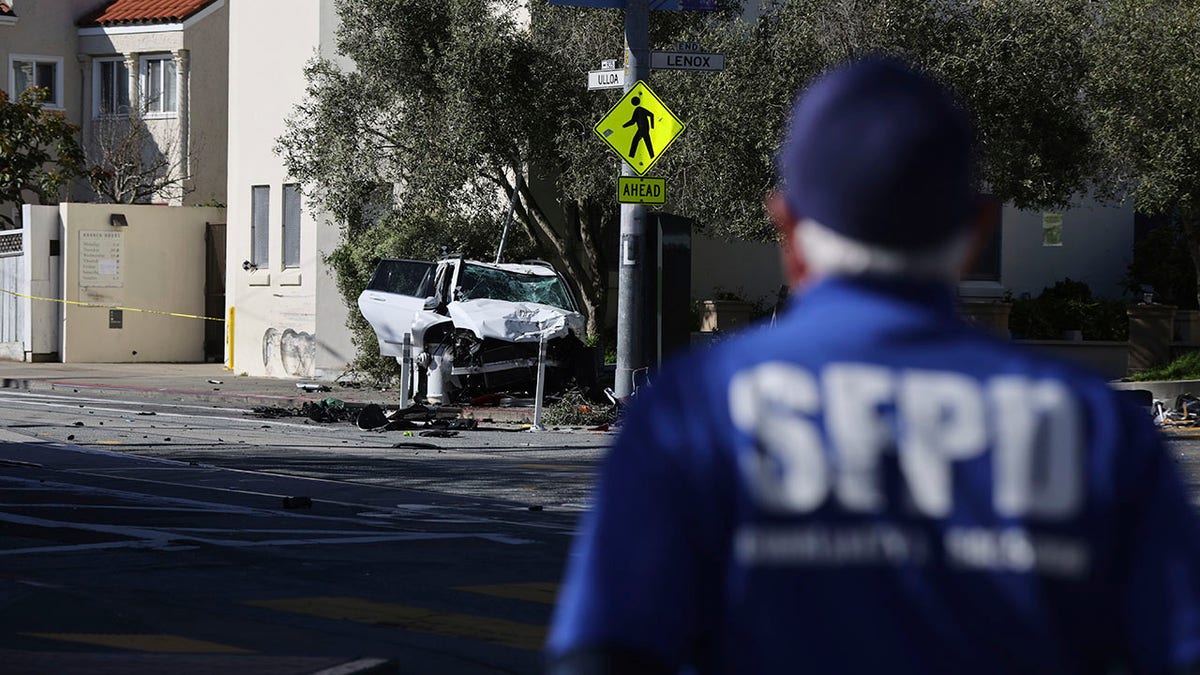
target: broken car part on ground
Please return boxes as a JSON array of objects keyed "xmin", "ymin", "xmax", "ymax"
[{"xmin": 358, "ymin": 257, "xmax": 596, "ymax": 404}]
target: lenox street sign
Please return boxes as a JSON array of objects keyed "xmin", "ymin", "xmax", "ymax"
[
  {"xmin": 588, "ymin": 69, "xmax": 626, "ymax": 90},
  {"xmin": 650, "ymin": 50, "xmax": 725, "ymax": 72}
]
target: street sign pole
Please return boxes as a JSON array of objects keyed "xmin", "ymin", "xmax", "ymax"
[{"xmin": 615, "ymin": 0, "xmax": 649, "ymax": 399}]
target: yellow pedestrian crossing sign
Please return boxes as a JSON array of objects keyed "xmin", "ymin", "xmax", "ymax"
[{"xmin": 594, "ymin": 80, "xmax": 685, "ymax": 176}]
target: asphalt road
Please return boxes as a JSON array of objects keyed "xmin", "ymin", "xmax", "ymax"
[
  {"xmin": 0, "ymin": 388, "xmax": 610, "ymax": 674},
  {"xmin": 4, "ymin": 386, "xmax": 1200, "ymax": 674}
]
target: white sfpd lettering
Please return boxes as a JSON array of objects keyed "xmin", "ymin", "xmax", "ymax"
[
  {"xmin": 729, "ymin": 362, "xmax": 1084, "ymax": 520},
  {"xmin": 731, "ymin": 364, "xmax": 827, "ymax": 512}
]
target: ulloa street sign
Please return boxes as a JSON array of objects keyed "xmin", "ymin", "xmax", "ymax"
[
  {"xmin": 588, "ymin": 69, "xmax": 626, "ymax": 90},
  {"xmin": 650, "ymin": 50, "xmax": 726, "ymax": 71},
  {"xmin": 618, "ymin": 176, "xmax": 666, "ymax": 205}
]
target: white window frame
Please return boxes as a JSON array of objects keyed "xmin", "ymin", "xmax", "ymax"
[
  {"xmin": 8, "ymin": 54, "xmax": 65, "ymax": 109},
  {"xmin": 92, "ymin": 56, "xmax": 130, "ymax": 118},
  {"xmin": 282, "ymin": 184, "xmax": 302, "ymax": 270},
  {"xmin": 139, "ymin": 54, "xmax": 177, "ymax": 118},
  {"xmin": 251, "ymin": 185, "xmax": 271, "ymax": 268}
]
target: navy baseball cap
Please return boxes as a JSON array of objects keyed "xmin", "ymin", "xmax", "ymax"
[{"xmin": 778, "ymin": 57, "xmax": 976, "ymax": 250}]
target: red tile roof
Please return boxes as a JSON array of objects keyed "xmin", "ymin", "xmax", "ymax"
[
  {"xmin": 78, "ymin": 0, "xmax": 218, "ymax": 27},
  {"xmin": 0, "ymin": 3, "xmax": 15, "ymax": 18}
]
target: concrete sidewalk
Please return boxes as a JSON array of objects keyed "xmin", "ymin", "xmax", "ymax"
[
  {"xmin": 0, "ymin": 362, "xmax": 541, "ymax": 423},
  {"xmin": 0, "ymin": 362, "xmax": 384, "ymax": 406}
]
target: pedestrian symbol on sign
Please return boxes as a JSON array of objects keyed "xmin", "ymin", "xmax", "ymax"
[
  {"xmin": 623, "ymin": 97, "xmax": 655, "ymax": 159},
  {"xmin": 593, "ymin": 81, "xmax": 685, "ymax": 176}
]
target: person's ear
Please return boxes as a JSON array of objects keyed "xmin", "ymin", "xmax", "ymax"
[
  {"xmin": 767, "ymin": 191, "xmax": 808, "ymax": 287},
  {"xmin": 960, "ymin": 195, "xmax": 999, "ymax": 277}
]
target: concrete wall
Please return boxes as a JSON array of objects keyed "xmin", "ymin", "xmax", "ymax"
[
  {"xmin": 1001, "ymin": 198, "xmax": 1134, "ymax": 299},
  {"xmin": 228, "ymin": 0, "xmax": 352, "ymax": 378},
  {"xmin": 59, "ymin": 202, "xmax": 223, "ymax": 363},
  {"xmin": 692, "ymin": 234, "xmax": 785, "ymax": 305}
]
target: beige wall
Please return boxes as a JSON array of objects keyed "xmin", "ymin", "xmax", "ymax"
[
  {"xmin": 59, "ymin": 202, "xmax": 223, "ymax": 363},
  {"xmin": 228, "ymin": 0, "xmax": 349, "ymax": 378}
]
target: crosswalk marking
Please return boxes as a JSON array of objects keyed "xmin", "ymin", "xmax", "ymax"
[
  {"xmin": 21, "ymin": 633, "xmax": 252, "ymax": 653},
  {"xmin": 247, "ymin": 596, "xmax": 546, "ymax": 651},
  {"xmin": 455, "ymin": 582, "xmax": 559, "ymax": 605}
]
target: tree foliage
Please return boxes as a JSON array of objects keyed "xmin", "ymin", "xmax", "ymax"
[
  {"xmin": 0, "ymin": 87, "xmax": 84, "ymax": 227},
  {"xmin": 1088, "ymin": 0, "xmax": 1200, "ymax": 304},
  {"xmin": 85, "ymin": 110, "xmax": 192, "ymax": 204},
  {"xmin": 280, "ymin": 0, "xmax": 1200, "ymax": 373}
]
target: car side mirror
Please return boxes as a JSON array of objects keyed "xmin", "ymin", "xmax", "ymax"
[{"xmin": 423, "ymin": 296, "xmax": 439, "ymax": 310}]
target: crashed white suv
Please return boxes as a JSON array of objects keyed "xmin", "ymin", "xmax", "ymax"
[{"xmin": 358, "ymin": 257, "xmax": 591, "ymax": 403}]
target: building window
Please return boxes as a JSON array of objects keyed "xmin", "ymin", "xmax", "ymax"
[
  {"xmin": 141, "ymin": 55, "xmax": 176, "ymax": 115},
  {"xmin": 251, "ymin": 186, "xmax": 270, "ymax": 268},
  {"xmin": 282, "ymin": 184, "xmax": 302, "ymax": 269},
  {"xmin": 9, "ymin": 55, "xmax": 63, "ymax": 108},
  {"xmin": 1042, "ymin": 213, "xmax": 1064, "ymax": 247},
  {"xmin": 94, "ymin": 58, "xmax": 129, "ymax": 116}
]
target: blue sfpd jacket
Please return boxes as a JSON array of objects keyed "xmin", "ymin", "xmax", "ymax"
[{"xmin": 549, "ymin": 276, "xmax": 1200, "ymax": 675}]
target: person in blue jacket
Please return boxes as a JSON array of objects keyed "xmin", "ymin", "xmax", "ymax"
[{"xmin": 546, "ymin": 56, "xmax": 1200, "ymax": 675}]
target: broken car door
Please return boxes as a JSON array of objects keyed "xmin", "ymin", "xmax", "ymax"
[{"xmin": 357, "ymin": 259, "xmax": 435, "ymax": 358}]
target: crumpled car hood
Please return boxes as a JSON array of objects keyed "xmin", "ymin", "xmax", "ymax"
[{"xmin": 447, "ymin": 299, "xmax": 585, "ymax": 342}]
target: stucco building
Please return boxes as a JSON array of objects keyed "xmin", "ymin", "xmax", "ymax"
[
  {"xmin": 1, "ymin": 0, "xmax": 228, "ymax": 222},
  {"xmin": 225, "ymin": 0, "xmax": 353, "ymax": 378}
]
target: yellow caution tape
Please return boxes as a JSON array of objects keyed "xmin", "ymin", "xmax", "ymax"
[{"xmin": 0, "ymin": 287, "xmax": 225, "ymax": 322}]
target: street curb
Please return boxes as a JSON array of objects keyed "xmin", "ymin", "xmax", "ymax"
[
  {"xmin": 48, "ymin": 380, "xmax": 320, "ymax": 407},
  {"xmin": 5, "ymin": 376, "xmax": 546, "ymax": 425}
]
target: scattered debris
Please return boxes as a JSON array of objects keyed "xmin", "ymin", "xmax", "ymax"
[
  {"xmin": 297, "ymin": 383, "xmax": 332, "ymax": 393},
  {"xmin": 419, "ymin": 429, "xmax": 459, "ymax": 438},
  {"xmin": 1152, "ymin": 392, "xmax": 1200, "ymax": 427},
  {"xmin": 72, "ymin": 422, "xmax": 84, "ymax": 427},
  {"xmin": 356, "ymin": 403, "xmax": 389, "ymax": 430},
  {"xmin": 248, "ymin": 406, "xmax": 300, "ymax": 419},
  {"xmin": 66, "ymin": 435, "xmax": 75, "ymax": 440},
  {"xmin": 207, "ymin": 379, "xmax": 224, "ymax": 385},
  {"xmin": 282, "ymin": 496, "xmax": 313, "ymax": 509},
  {"xmin": 137, "ymin": 411, "xmax": 156, "ymax": 416},
  {"xmin": 542, "ymin": 389, "xmax": 619, "ymax": 427},
  {"xmin": 528, "ymin": 505, "xmax": 544, "ymax": 512},
  {"xmin": 393, "ymin": 441, "xmax": 440, "ymax": 449},
  {"xmin": 303, "ymin": 398, "xmax": 351, "ymax": 423}
]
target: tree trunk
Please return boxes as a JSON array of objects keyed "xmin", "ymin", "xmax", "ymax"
[{"xmin": 500, "ymin": 168, "xmax": 609, "ymax": 342}]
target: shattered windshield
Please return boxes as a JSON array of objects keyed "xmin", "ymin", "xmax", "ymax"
[{"xmin": 455, "ymin": 263, "xmax": 574, "ymax": 311}]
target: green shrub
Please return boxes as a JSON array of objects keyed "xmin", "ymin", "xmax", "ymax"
[
  {"xmin": 1008, "ymin": 278, "xmax": 1128, "ymax": 341},
  {"xmin": 1128, "ymin": 350, "xmax": 1200, "ymax": 382}
]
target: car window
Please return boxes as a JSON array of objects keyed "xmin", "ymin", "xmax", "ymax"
[
  {"xmin": 456, "ymin": 263, "xmax": 574, "ymax": 311},
  {"xmin": 367, "ymin": 260, "xmax": 435, "ymax": 297}
]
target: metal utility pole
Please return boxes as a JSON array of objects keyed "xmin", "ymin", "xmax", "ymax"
[{"xmin": 615, "ymin": 0, "xmax": 650, "ymax": 399}]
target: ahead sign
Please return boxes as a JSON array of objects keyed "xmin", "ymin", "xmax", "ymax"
[{"xmin": 651, "ymin": 50, "xmax": 726, "ymax": 71}]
